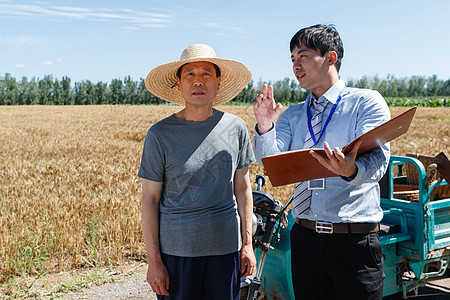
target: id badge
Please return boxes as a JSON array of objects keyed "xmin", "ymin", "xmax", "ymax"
[{"xmin": 308, "ymin": 178, "xmax": 325, "ymax": 190}]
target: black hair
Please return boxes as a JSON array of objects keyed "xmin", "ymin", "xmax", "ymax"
[
  {"xmin": 175, "ymin": 63, "xmax": 221, "ymax": 79},
  {"xmin": 289, "ymin": 24, "xmax": 344, "ymax": 72}
]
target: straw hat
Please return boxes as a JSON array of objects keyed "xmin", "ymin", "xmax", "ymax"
[{"xmin": 145, "ymin": 44, "xmax": 252, "ymax": 106}]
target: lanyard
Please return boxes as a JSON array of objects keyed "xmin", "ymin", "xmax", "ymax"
[{"xmin": 307, "ymin": 88, "xmax": 346, "ymax": 147}]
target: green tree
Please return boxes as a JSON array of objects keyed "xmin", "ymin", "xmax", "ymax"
[
  {"xmin": 53, "ymin": 80, "xmax": 63, "ymax": 105},
  {"xmin": 95, "ymin": 82, "xmax": 109, "ymax": 104},
  {"xmin": 234, "ymin": 79, "xmax": 257, "ymax": 104},
  {"xmin": 1, "ymin": 73, "xmax": 19, "ymax": 105},
  {"xmin": 26, "ymin": 77, "xmax": 40, "ymax": 105},
  {"xmin": 38, "ymin": 75, "xmax": 54, "ymax": 105},
  {"xmin": 60, "ymin": 76, "xmax": 72, "ymax": 105},
  {"xmin": 109, "ymin": 79, "xmax": 123, "ymax": 105},
  {"xmin": 408, "ymin": 76, "xmax": 426, "ymax": 97},
  {"xmin": 123, "ymin": 76, "xmax": 138, "ymax": 104},
  {"xmin": 73, "ymin": 81, "xmax": 87, "ymax": 105},
  {"xmin": 426, "ymin": 75, "xmax": 444, "ymax": 97},
  {"xmin": 85, "ymin": 80, "xmax": 95, "ymax": 105},
  {"xmin": 137, "ymin": 79, "xmax": 157, "ymax": 104}
]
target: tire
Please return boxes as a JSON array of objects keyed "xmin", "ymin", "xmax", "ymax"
[{"xmin": 240, "ymin": 285, "xmax": 249, "ymax": 300}]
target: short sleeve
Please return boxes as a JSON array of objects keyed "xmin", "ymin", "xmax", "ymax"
[
  {"xmin": 237, "ymin": 119, "xmax": 256, "ymax": 169},
  {"xmin": 137, "ymin": 129, "xmax": 165, "ymax": 182}
]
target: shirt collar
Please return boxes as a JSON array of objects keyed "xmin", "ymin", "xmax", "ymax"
[
  {"xmin": 310, "ymin": 79, "xmax": 345, "ymax": 105},
  {"xmin": 322, "ymin": 79, "xmax": 345, "ymax": 104}
]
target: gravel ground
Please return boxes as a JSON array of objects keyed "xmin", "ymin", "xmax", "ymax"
[
  {"xmin": 59, "ymin": 263, "xmax": 156, "ymax": 300},
  {"xmin": 39, "ymin": 262, "xmax": 449, "ymax": 300},
  {"xmin": 63, "ymin": 277, "xmax": 156, "ymax": 300}
]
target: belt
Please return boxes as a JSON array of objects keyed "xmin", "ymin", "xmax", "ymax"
[{"xmin": 295, "ymin": 218, "xmax": 379, "ymax": 234}]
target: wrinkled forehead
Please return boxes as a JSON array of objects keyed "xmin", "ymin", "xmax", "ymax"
[{"xmin": 180, "ymin": 61, "xmax": 216, "ymax": 72}]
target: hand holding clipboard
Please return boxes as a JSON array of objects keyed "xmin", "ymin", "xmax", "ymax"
[{"xmin": 261, "ymin": 107, "xmax": 417, "ymax": 186}]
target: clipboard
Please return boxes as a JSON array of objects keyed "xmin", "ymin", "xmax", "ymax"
[{"xmin": 261, "ymin": 106, "xmax": 417, "ymax": 187}]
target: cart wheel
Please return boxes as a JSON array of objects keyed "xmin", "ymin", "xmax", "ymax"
[{"xmin": 240, "ymin": 285, "xmax": 249, "ymax": 300}]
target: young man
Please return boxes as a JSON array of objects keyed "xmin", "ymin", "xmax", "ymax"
[
  {"xmin": 139, "ymin": 44, "xmax": 256, "ymax": 300},
  {"xmin": 253, "ymin": 25, "xmax": 390, "ymax": 299}
]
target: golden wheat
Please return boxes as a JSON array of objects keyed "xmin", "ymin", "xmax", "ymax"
[{"xmin": 0, "ymin": 105, "xmax": 448, "ymax": 282}]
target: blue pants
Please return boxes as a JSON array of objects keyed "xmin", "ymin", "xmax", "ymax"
[
  {"xmin": 157, "ymin": 251, "xmax": 240, "ymax": 300},
  {"xmin": 290, "ymin": 223, "xmax": 384, "ymax": 300}
]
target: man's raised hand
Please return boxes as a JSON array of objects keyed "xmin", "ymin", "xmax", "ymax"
[{"xmin": 252, "ymin": 84, "xmax": 283, "ymax": 134}]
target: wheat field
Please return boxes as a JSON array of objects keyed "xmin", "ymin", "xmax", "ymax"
[{"xmin": 0, "ymin": 105, "xmax": 449, "ymax": 282}]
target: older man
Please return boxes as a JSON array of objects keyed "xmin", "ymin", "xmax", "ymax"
[{"xmin": 139, "ymin": 44, "xmax": 255, "ymax": 300}]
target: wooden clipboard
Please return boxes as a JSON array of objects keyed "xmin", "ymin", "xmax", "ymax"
[{"xmin": 261, "ymin": 106, "xmax": 417, "ymax": 187}]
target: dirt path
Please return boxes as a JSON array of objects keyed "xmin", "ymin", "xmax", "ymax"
[
  {"xmin": 65, "ymin": 275, "xmax": 450, "ymax": 300},
  {"xmin": 27, "ymin": 262, "xmax": 449, "ymax": 299},
  {"xmin": 60, "ymin": 263, "xmax": 156, "ymax": 300}
]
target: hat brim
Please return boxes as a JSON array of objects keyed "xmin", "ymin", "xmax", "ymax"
[{"xmin": 145, "ymin": 57, "xmax": 252, "ymax": 106}]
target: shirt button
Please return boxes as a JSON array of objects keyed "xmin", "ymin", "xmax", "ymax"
[
  {"xmin": 314, "ymin": 214, "xmax": 318, "ymax": 218},
  {"xmin": 315, "ymin": 192, "xmax": 319, "ymax": 196}
]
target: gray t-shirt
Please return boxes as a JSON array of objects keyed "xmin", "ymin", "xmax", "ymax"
[{"xmin": 138, "ymin": 109, "xmax": 255, "ymax": 257}]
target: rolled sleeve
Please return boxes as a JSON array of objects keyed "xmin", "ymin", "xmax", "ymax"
[{"xmin": 345, "ymin": 144, "xmax": 390, "ymax": 186}]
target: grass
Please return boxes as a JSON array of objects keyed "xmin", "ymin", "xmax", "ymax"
[
  {"xmin": 1, "ymin": 269, "xmax": 120, "ymax": 299},
  {"xmin": 52, "ymin": 270, "xmax": 119, "ymax": 295},
  {"xmin": 0, "ymin": 105, "xmax": 449, "ymax": 286}
]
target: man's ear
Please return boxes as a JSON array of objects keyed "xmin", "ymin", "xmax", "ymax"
[
  {"xmin": 217, "ymin": 76, "xmax": 221, "ymax": 89},
  {"xmin": 176, "ymin": 78, "xmax": 181, "ymax": 91},
  {"xmin": 328, "ymin": 51, "xmax": 338, "ymax": 67}
]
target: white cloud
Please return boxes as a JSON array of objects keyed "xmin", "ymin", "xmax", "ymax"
[
  {"xmin": 201, "ymin": 23, "xmax": 243, "ymax": 33},
  {"xmin": 0, "ymin": 35, "xmax": 48, "ymax": 46},
  {"xmin": 51, "ymin": 6, "xmax": 92, "ymax": 13},
  {"xmin": 139, "ymin": 23, "xmax": 167, "ymax": 28},
  {"xmin": 121, "ymin": 26, "xmax": 141, "ymax": 31},
  {"xmin": 15, "ymin": 64, "xmax": 25, "ymax": 68},
  {"xmin": 41, "ymin": 59, "xmax": 63, "ymax": 66},
  {"xmin": 202, "ymin": 22, "xmax": 223, "ymax": 28},
  {"xmin": 0, "ymin": 2, "xmax": 173, "ymax": 30}
]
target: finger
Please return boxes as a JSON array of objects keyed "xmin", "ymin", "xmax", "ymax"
[
  {"xmin": 151, "ymin": 284, "xmax": 161, "ymax": 295},
  {"xmin": 240, "ymin": 264, "xmax": 250, "ymax": 278},
  {"xmin": 322, "ymin": 142, "xmax": 335, "ymax": 160},
  {"xmin": 155, "ymin": 284, "xmax": 169, "ymax": 296},
  {"xmin": 310, "ymin": 150, "xmax": 337, "ymax": 174},
  {"xmin": 275, "ymin": 103, "xmax": 283, "ymax": 114},
  {"xmin": 309, "ymin": 149, "xmax": 320, "ymax": 160},
  {"xmin": 160, "ymin": 287, "xmax": 169, "ymax": 296},
  {"xmin": 261, "ymin": 84, "xmax": 268, "ymax": 99},
  {"xmin": 349, "ymin": 140, "xmax": 363, "ymax": 156},
  {"xmin": 165, "ymin": 274, "xmax": 170, "ymax": 293},
  {"xmin": 256, "ymin": 94, "xmax": 263, "ymax": 102},
  {"xmin": 333, "ymin": 147, "xmax": 345, "ymax": 161},
  {"xmin": 241, "ymin": 270, "xmax": 250, "ymax": 278},
  {"xmin": 267, "ymin": 85, "xmax": 273, "ymax": 100},
  {"xmin": 240, "ymin": 259, "xmax": 247, "ymax": 274},
  {"xmin": 248, "ymin": 264, "xmax": 255, "ymax": 276},
  {"xmin": 254, "ymin": 95, "xmax": 263, "ymax": 106}
]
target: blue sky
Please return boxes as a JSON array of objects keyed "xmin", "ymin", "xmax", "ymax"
[{"xmin": 1, "ymin": 0, "xmax": 449, "ymax": 85}]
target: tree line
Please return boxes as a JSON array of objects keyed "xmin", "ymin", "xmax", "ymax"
[{"xmin": 0, "ymin": 73, "xmax": 449, "ymax": 106}]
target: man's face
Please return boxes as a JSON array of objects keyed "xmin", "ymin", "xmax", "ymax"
[
  {"xmin": 177, "ymin": 61, "xmax": 221, "ymax": 107},
  {"xmin": 291, "ymin": 43, "xmax": 331, "ymax": 97}
]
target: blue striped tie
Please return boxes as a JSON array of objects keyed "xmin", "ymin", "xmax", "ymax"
[{"xmin": 293, "ymin": 99, "xmax": 328, "ymax": 216}]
